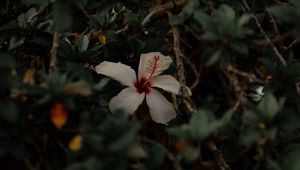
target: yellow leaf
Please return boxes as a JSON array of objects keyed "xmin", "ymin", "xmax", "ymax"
[
  {"xmin": 175, "ymin": 140, "xmax": 189, "ymax": 151},
  {"xmin": 23, "ymin": 69, "xmax": 35, "ymax": 85},
  {"xmin": 68, "ymin": 134, "xmax": 83, "ymax": 151},
  {"xmin": 97, "ymin": 32, "xmax": 106, "ymax": 45},
  {"xmin": 258, "ymin": 122, "xmax": 266, "ymax": 129},
  {"xmin": 51, "ymin": 102, "xmax": 68, "ymax": 129}
]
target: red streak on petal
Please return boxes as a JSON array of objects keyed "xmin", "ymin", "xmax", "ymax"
[{"xmin": 147, "ymin": 55, "xmax": 160, "ymax": 80}]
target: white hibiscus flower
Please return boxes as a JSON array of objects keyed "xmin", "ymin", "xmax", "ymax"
[{"xmin": 95, "ymin": 52, "xmax": 191, "ymax": 124}]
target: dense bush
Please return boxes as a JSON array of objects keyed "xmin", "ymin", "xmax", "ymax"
[{"xmin": 0, "ymin": 0, "xmax": 300, "ymax": 169}]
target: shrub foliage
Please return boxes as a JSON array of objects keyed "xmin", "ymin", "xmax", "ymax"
[{"xmin": 0, "ymin": 0, "xmax": 300, "ymax": 170}]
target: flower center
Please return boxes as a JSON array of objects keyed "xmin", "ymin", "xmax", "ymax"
[{"xmin": 134, "ymin": 77, "xmax": 152, "ymax": 94}]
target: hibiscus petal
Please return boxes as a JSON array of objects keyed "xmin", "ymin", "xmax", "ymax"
[
  {"xmin": 146, "ymin": 88, "xmax": 177, "ymax": 124},
  {"xmin": 138, "ymin": 52, "xmax": 173, "ymax": 80},
  {"xmin": 109, "ymin": 87, "xmax": 145, "ymax": 114},
  {"xmin": 150, "ymin": 75, "xmax": 180, "ymax": 95},
  {"xmin": 150, "ymin": 75, "xmax": 192, "ymax": 96},
  {"xmin": 95, "ymin": 61, "xmax": 136, "ymax": 87}
]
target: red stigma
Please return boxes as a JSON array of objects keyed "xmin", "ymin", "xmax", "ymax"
[{"xmin": 134, "ymin": 77, "xmax": 152, "ymax": 94}]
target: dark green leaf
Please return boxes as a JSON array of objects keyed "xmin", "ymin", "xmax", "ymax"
[
  {"xmin": 0, "ymin": 100, "xmax": 18, "ymax": 123},
  {"xmin": 53, "ymin": 0, "xmax": 72, "ymax": 31},
  {"xmin": 22, "ymin": 0, "xmax": 47, "ymax": 5},
  {"xmin": 258, "ymin": 93, "xmax": 280, "ymax": 119},
  {"xmin": 146, "ymin": 143, "xmax": 167, "ymax": 169},
  {"xmin": 269, "ymin": 5, "xmax": 299, "ymax": 23},
  {"xmin": 0, "ymin": 53, "xmax": 16, "ymax": 68}
]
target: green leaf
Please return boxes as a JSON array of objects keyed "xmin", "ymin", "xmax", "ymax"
[
  {"xmin": 267, "ymin": 158, "xmax": 281, "ymax": 170},
  {"xmin": 205, "ymin": 49, "xmax": 223, "ymax": 66},
  {"xmin": 202, "ymin": 31, "xmax": 221, "ymax": 41},
  {"xmin": 183, "ymin": 0, "xmax": 199, "ymax": 15},
  {"xmin": 168, "ymin": 126, "xmax": 190, "ymax": 139},
  {"xmin": 243, "ymin": 111, "xmax": 259, "ymax": 125},
  {"xmin": 216, "ymin": 4, "xmax": 237, "ymax": 36},
  {"xmin": 0, "ymin": 53, "xmax": 16, "ymax": 68},
  {"xmin": 217, "ymin": 4, "xmax": 236, "ymax": 24},
  {"xmin": 169, "ymin": 15, "xmax": 187, "ymax": 25},
  {"xmin": 107, "ymin": 127, "xmax": 137, "ymax": 152},
  {"xmin": 194, "ymin": 11, "xmax": 215, "ymax": 30},
  {"xmin": 94, "ymin": 78, "xmax": 110, "ymax": 91},
  {"xmin": 8, "ymin": 141, "xmax": 25, "ymax": 159},
  {"xmin": 292, "ymin": 0, "xmax": 300, "ymax": 10},
  {"xmin": 182, "ymin": 147, "xmax": 199, "ymax": 163},
  {"xmin": 0, "ymin": 140, "xmax": 7, "ymax": 157},
  {"xmin": 53, "ymin": 0, "xmax": 72, "ymax": 31},
  {"xmin": 125, "ymin": 13, "xmax": 141, "ymax": 26},
  {"xmin": 76, "ymin": 35, "xmax": 90, "ymax": 52},
  {"xmin": 9, "ymin": 36, "xmax": 25, "ymax": 50},
  {"xmin": 230, "ymin": 42, "xmax": 248, "ymax": 54},
  {"xmin": 258, "ymin": 93, "xmax": 280, "ymax": 119},
  {"xmin": 280, "ymin": 145, "xmax": 300, "ymax": 170},
  {"xmin": 269, "ymin": 5, "xmax": 299, "ymax": 23},
  {"xmin": 190, "ymin": 109, "xmax": 217, "ymax": 140},
  {"xmin": 0, "ymin": 100, "xmax": 18, "ymax": 123},
  {"xmin": 238, "ymin": 14, "xmax": 251, "ymax": 26},
  {"xmin": 22, "ymin": 0, "xmax": 47, "ymax": 5},
  {"xmin": 146, "ymin": 143, "xmax": 167, "ymax": 169},
  {"xmin": 240, "ymin": 130, "xmax": 261, "ymax": 147}
]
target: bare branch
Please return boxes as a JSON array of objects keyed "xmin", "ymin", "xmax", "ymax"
[
  {"xmin": 208, "ymin": 142, "xmax": 232, "ymax": 170},
  {"xmin": 242, "ymin": 0, "xmax": 287, "ymax": 66},
  {"xmin": 49, "ymin": 30, "xmax": 60, "ymax": 73},
  {"xmin": 141, "ymin": 0, "xmax": 187, "ymax": 26},
  {"xmin": 285, "ymin": 40, "xmax": 298, "ymax": 51},
  {"xmin": 265, "ymin": 8, "xmax": 285, "ymax": 52},
  {"xmin": 172, "ymin": 27, "xmax": 196, "ymax": 114}
]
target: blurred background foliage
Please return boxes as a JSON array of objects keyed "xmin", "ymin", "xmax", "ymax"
[{"xmin": 0, "ymin": 0, "xmax": 300, "ymax": 170}]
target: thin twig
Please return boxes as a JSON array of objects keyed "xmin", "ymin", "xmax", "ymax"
[
  {"xmin": 141, "ymin": 0, "xmax": 187, "ymax": 26},
  {"xmin": 24, "ymin": 158, "xmax": 37, "ymax": 170},
  {"xmin": 27, "ymin": 3, "xmax": 49, "ymax": 23},
  {"xmin": 253, "ymin": 30, "xmax": 294, "ymax": 46},
  {"xmin": 115, "ymin": 24, "xmax": 129, "ymax": 34},
  {"xmin": 172, "ymin": 26, "xmax": 196, "ymax": 114},
  {"xmin": 222, "ymin": 66, "xmax": 245, "ymax": 107},
  {"xmin": 285, "ymin": 40, "xmax": 297, "ymax": 51},
  {"xmin": 242, "ymin": 0, "xmax": 287, "ymax": 66},
  {"xmin": 208, "ymin": 142, "xmax": 232, "ymax": 170},
  {"xmin": 225, "ymin": 65, "xmax": 265, "ymax": 84},
  {"xmin": 166, "ymin": 152, "xmax": 182, "ymax": 170},
  {"xmin": 265, "ymin": 8, "xmax": 285, "ymax": 52},
  {"xmin": 49, "ymin": 30, "xmax": 60, "ymax": 73},
  {"xmin": 77, "ymin": 4, "xmax": 90, "ymax": 19},
  {"xmin": 181, "ymin": 55, "xmax": 201, "ymax": 89}
]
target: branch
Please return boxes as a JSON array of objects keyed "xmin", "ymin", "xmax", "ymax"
[
  {"xmin": 253, "ymin": 30, "xmax": 294, "ymax": 46},
  {"xmin": 265, "ymin": 8, "xmax": 285, "ymax": 52},
  {"xmin": 172, "ymin": 27, "xmax": 196, "ymax": 115},
  {"xmin": 208, "ymin": 142, "xmax": 232, "ymax": 170},
  {"xmin": 24, "ymin": 158, "xmax": 37, "ymax": 170},
  {"xmin": 222, "ymin": 65, "xmax": 245, "ymax": 108},
  {"xmin": 141, "ymin": 0, "xmax": 187, "ymax": 26},
  {"xmin": 49, "ymin": 30, "xmax": 60, "ymax": 73},
  {"xmin": 27, "ymin": 3, "xmax": 50, "ymax": 23},
  {"xmin": 225, "ymin": 65, "xmax": 265, "ymax": 84},
  {"xmin": 181, "ymin": 55, "xmax": 202, "ymax": 90},
  {"xmin": 285, "ymin": 40, "xmax": 297, "ymax": 51},
  {"xmin": 242, "ymin": 0, "xmax": 287, "ymax": 66}
]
